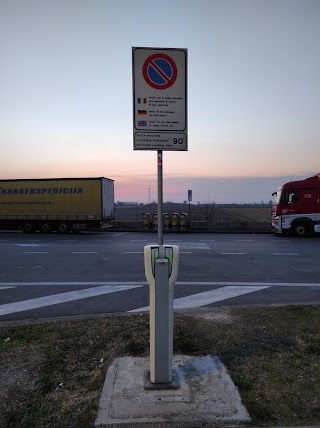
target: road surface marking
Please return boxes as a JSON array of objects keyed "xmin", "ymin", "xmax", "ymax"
[
  {"xmin": 273, "ymin": 253, "xmax": 299, "ymax": 256},
  {"xmin": 0, "ymin": 281, "xmax": 319, "ymax": 287},
  {"xmin": 177, "ymin": 243, "xmax": 210, "ymax": 249},
  {"xmin": 146, "ymin": 242, "xmax": 207, "ymax": 248},
  {"xmin": 123, "ymin": 251, "xmax": 193, "ymax": 254},
  {"xmin": 0, "ymin": 285, "xmax": 143, "ymax": 317},
  {"xmin": 130, "ymin": 285, "xmax": 270, "ymax": 312},
  {"xmin": 17, "ymin": 244, "xmax": 41, "ymax": 247},
  {"xmin": 173, "ymin": 286, "xmax": 270, "ymax": 309},
  {"xmin": 0, "ymin": 286, "xmax": 16, "ymax": 290},
  {"xmin": 72, "ymin": 251, "xmax": 98, "ymax": 254},
  {"xmin": 234, "ymin": 239, "xmax": 253, "ymax": 241},
  {"xmin": 112, "ymin": 232, "xmax": 126, "ymax": 236},
  {"xmin": 23, "ymin": 252, "xmax": 48, "ymax": 254},
  {"xmin": 221, "ymin": 252, "xmax": 246, "ymax": 255},
  {"xmin": 0, "ymin": 282, "xmax": 148, "ymax": 286},
  {"xmin": 175, "ymin": 282, "xmax": 320, "ymax": 287}
]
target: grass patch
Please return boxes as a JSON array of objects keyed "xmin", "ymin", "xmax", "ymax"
[{"xmin": 0, "ymin": 306, "xmax": 319, "ymax": 427}]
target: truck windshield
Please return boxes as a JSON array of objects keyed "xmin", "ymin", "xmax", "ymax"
[{"xmin": 272, "ymin": 191, "xmax": 282, "ymax": 205}]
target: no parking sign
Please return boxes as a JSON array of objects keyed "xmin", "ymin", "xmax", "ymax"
[
  {"xmin": 143, "ymin": 53, "xmax": 178, "ymax": 90},
  {"xmin": 132, "ymin": 47, "xmax": 187, "ymax": 150}
]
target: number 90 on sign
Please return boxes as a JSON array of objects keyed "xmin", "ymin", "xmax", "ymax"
[
  {"xmin": 173, "ymin": 137, "xmax": 184, "ymax": 144},
  {"xmin": 134, "ymin": 132, "xmax": 187, "ymax": 151}
]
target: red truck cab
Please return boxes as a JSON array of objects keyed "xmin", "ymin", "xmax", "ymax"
[{"xmin": 272, "ymin": 174, "xmax": 320, "ymax": 237}]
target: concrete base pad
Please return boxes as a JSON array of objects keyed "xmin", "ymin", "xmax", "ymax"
[{"xmin": 95, "ymin": 355, "xmax": 251, "ymax": 426}]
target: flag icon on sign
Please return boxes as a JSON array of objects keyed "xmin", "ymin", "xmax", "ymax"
[
  {"xmin": 138, "ymin": 110, "xmax": 147, "ymax": 115},
  {"xmin": 138, "ymin": 120, "xmax": 147, "ymax": 126},
  {"xmin": 138, "ymin": 98, "xmax": 147, "ymax": 104}
]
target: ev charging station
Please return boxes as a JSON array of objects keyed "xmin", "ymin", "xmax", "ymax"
[
  {"xmin": 144, "ymin": 245, "xmax": 179, "ymax": 383},
  {"xmin": 132, "ymin": 47, "xmax": 187, "ymax": 386}
]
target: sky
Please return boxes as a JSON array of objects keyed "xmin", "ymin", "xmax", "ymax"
[{"xmin": 0, "ymin": 0, "xmax": 319, "ymax": 204}]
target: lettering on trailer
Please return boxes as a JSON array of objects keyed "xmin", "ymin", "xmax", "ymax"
[{"xmin": 0, "ymin": 187, "xmax": 83, "ymax": 195}]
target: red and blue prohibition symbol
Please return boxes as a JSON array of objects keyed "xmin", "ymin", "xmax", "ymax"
[{"xmin": 143, "ymin": 53, "xmax": 177, "ymax": 90}]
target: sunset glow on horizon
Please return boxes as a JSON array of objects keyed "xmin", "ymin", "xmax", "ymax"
[{"xmin": 1, "ymin": 1, "xmax": 319, "ymax": 203}]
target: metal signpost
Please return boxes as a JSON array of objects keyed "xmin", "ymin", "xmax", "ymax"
[
  {"xmin": 188, "ymin": 189, "xmax": 192, "ymax": 226},
  {"xmin": 132, "ymin": 47, "xmax": 187, "ymax": 386}
]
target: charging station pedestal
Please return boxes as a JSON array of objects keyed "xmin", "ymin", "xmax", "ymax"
[{"xmin": 144, "ymin": 245, "xmax": 179, "ymax": 386}]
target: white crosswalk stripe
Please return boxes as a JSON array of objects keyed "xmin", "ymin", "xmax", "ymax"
[
  {"xmin": 0, "ymin": 281, "xmax": 319, "ymax": 317},
  {"xmin": 129, "ymin": 285, "xmax": 270, "ymax": 312},
  {"xmin": 0, "ymin": 285, "xmax": 143, "ymax": 317},
  {"xmin": 173, "ymin": 286, "xmax": 270, "ymax": 309}
]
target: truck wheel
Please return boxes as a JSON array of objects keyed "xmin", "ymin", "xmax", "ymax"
[
  {"xmin": 40, "ymin": 223, "xmax": 52, "ymax": 234},
  {"xmin": 57, "ymin": 222, "xmax": 69, "ymax": 234},
  {"xmin": 23, "ymin": 223, "xmax": 35, "ymax": 234},
  {"xmin": 293, "ymin": 222, "xmax": 309, "ymax": 237}
]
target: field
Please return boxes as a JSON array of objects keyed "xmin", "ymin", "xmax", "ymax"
[{"xmin": 115, "ymin": 203, "xmax": 271, "ymax": 223}]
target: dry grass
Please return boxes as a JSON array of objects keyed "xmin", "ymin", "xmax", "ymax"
[
  {"xmin": 221, "ymin": 207, "xmax": 272, "ymax": 222},
  {"xmin": 0, "ymin": 305, "xmax": 319, "ymax": 427}
]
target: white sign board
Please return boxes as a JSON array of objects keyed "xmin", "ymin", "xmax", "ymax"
[{"xmin": 133, "ymin": 47, "xmax": 187, "ymax": 150}]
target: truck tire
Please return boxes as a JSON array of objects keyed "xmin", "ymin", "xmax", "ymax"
[
  {"xmin": 23, "ymin": 223, "xmax": 35, "ymax": 234},
  {"xmin": 40, "ymin": 222, "xmax": 52, "ymax": 234},
  {"xmin": 57, "ymin": 222, "xmax": 69, "ymax": 234},
  {"xmin": 293, "ymin": 222, "xmax": 309, "ymax": 237}
]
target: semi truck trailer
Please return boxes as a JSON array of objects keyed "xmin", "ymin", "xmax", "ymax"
[
  {"xmin": 0, "ymin": 177, "xmax": 114, "ymax": 233},
  {"xmin": 272, "ymin": 174, "xmax": 320, "ymax": 237}
]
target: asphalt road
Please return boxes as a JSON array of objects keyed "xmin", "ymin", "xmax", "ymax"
[{"xmin": 0, "ymin": 231, "xmax": 319, "ymax": 322}]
